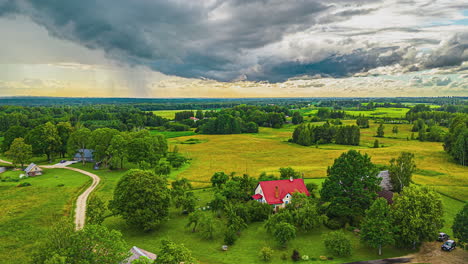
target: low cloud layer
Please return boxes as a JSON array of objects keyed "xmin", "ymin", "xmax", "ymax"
[{"xmin": 0, "ymin": 0, "xmax": 467, "ymax": 82}]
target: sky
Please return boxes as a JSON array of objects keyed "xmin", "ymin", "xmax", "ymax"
[{"xmin": 0, "ymin": 0, "xmax": 467, "ymax": 98}]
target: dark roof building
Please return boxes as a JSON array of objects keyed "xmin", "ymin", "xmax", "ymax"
[{"xmin": 24, "ymin": 163, "xmax": 43, "ymax": 176}]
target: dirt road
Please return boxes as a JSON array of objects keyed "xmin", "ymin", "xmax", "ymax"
[{"xmin": 3, "ymin": 159, "xmax": 100, "ymax": 230}]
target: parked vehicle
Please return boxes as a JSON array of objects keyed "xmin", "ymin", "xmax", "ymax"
[
  {"xmin": 441, "ymin": 240, "xmax": 456, "ymax": 251},
  {"xmin": 437, "ymin": 232, "xmax": 449, "ymax": 241},
  {"xmin": 60, "ymin": 160, "xmax": 67, "ymax": 163}
]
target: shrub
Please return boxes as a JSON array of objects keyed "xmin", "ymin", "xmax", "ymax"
[
  {"xmin": 17, "ymin": 182, "xmax": 31, "ymax": 187},
  {"xmin": 259, "ymin": 247, "xmax": 273, "ymax": 262},
  {"xmin": 323, "ymin": 231, "xmax": 352, "ymax": 257},
  {"xmin": 302, "ymin": 255, "xmax": 309, "ymax": 261},
  {"xmin": 291, "ymin": 249, "xmax": 301, "ymax": 262},
  {"xmin": 223, "ymin": 227, "xmax": 237, "ymax": 245},
  {"xmin": 57, "ymin": 184, "xmax": 65, "ymax": 187},
  {"xmin": 325, "ymin": 218, "xmax": 345, "ymax": 230}
]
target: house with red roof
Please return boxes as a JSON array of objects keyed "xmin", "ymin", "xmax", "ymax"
[{"xmin": 252, "ymin": 178, "xmax": 309, "ymax": 210}]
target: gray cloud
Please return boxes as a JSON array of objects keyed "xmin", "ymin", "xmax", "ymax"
[{"xmin": 0, "ymin": 0, "xmax": 467, "ymax": 82}]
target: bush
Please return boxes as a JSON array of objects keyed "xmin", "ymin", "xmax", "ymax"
[
  {"xmin": 259, "ymin": 247, "xmax": 273, "ymax": 262},
  {"xmin": 291, "ymin": 249, "xmax": 301, "ymax": 262},
  {"xmin": 301, "ymin": 255, "xmax": 309, "ymax": 261},
  {"xmin": 17, "ymin": 182, "xmax": 31, "ymax": 187},
  {"xmin": 323, "ymin": 231, "xmax": 352, "ymax": 257},
  {"xmin": 223, "ymin": 227, "xmax": 237, "ymax": 245},
  {"xmin": 325, "ymin": 218, "xmax": 345, "ymax": 230}
]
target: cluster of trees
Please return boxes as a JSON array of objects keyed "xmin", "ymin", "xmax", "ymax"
[
  {"xmin": 320, "ymin": 150, "xmax": 447, "ymax": 255},
  {"xmin": 356, "ymin": 117, "xmax": 370, "ymax": 128},
  {"xmin": 291, "ymin": 123, "xmax": 360, "ymax": 146},
  {"xmin": 316, "ymin": 108, "xmax": 346, "ymax": 120},
  {"xmin": 443, "ymin": 115, "xmax": 468, "ymax": 166},
  {"xmin": 3, "ymin": 121, "xmax": 182, "ymax": 171}
]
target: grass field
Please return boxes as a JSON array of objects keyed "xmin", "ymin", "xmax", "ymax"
[
  {"xmin": 344, "ymin": 107, "xmax": 410, "ymax": 118},
  {"xmin": 149, "ymin": 129, "xmax": 197, "ymax": 138},
  {"xmin": 0, "ymin": 168, "xmax": 90, "ymax": 263},
  {"xmin": 150, "ymin": 110, "xmax": 209, "ymax": 119}
]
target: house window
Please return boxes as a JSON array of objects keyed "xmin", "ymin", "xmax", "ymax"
[{"xmin": 285, "ymin": 201, "xmax": 289, "ymax": 204}]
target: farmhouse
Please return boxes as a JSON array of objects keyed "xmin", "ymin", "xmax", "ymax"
[
  {"xmin": 377, "ymin": 170, "xmax": 394, "ymax": 204},
  {"xmin": 24, "ymin": 163, "xmax": 42, "ymax": 177},
  {"xmin": 252, "ymin": 178, "xmax": 309, "ymax": 210},
  {"xmin": 74, "ymin": 149, "xmax": 95, "ymax": 162},
  {"xmin": 123, "ymin": 246, "xmax": 157, "ymax": 264}
]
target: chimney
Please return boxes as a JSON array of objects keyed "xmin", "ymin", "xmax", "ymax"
[
  {"xmin": 289, "ymin": 176, "xmax": 293, "ymax": 182},
  {"xmin": 274, "ymin": 186, "xmax": 279, "ymax": 198}
]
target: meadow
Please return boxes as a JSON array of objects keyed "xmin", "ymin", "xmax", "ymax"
[{"xmin": 0, "ymin": 168, "xmax": 90, "ymax": 263}]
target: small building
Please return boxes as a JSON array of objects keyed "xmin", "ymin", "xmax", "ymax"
[
  {"xmin": 24, "ymin": 163, "xmax": 43, "ymax": 177},
  {"xmin": 189, "ymin": 116, "xmax": 199, "ymax": 121},
  {"xmin": 123, "ymin": 246, "xmax": 157, "ymax": 264},
  {"xmin": 377, "ymin": 190, "xmax": 394, "ymax": 204},
  {"xmin": 252, "ymin": 178, "xmax": 309, "ymax": 210},
  {"xmin": 74, "ymin": 149, "xmax": 94, "ymax": 163},
  {"xmin": 377, "ymin": 170, "xmax": 392, "ymax": 191}
]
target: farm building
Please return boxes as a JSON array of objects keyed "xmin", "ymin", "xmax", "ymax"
[
  {"xmin": 24, "ymin": 163, "xmax": 42, "ymax": 177},
  {"xmin": 74, "ymin": 149, "xmax": 95, "ymax": 162},
  {"xmin": 123, "ymin": 246, "xmax": 157, "ymax": 264},
  {"xmin": 377, "ymin": 170, "xmax": 392, "ymax": 191},
  {"xmin": 252, "ymin": 178, "xmax": 309, "ymax": 210}
]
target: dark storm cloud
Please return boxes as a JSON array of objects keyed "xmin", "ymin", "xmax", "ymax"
[{"xmin": 0, "ymin": 0, "xmax": 466, "ymax": 82}]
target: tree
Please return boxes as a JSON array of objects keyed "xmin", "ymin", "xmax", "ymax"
[
  {"xmin": 292, "ymin": 112, "xmax": 303, "ymax": 125},
  {"xmin": 224, "ymin": 226, "xmax": 237, "ymax": 245},
  {"xmin": 56, "ymin": 122, "xmax": 73, "ymax": 158},
  {"xmin": 392, "ymin": 185, "xmax": 444, "ymax": 248},
  {"xmin": 109, "ymin": 169, "xmax": 171, "ymax": 231},
  {"xmin": 305, "ymin": 183, "xmax": 318, "ymax": 197},
  {"xmin": 373, "ymin": 139, "xmax": 380, "ymax": 148},
  {"xmin": 26, "ymin": 122, "xmax": 61, "ymax": 161},
  {"xmin": 452, "ymin": 203, "xmax": 468, "ymax": 244},
  {"xmin": 273, "ymin": 222, "xmax": 296, "ymax": 247},
  {"xmin": 291, "ymin": 249, "xmax": 301, "ymax": 262},
  {"xmin": 5, "ymin": 138, "xmax": 32, "ymax": 168},
  {"xmin": 320, "ymin": 150, "xmax": 380, "ymax": 225},
  {"xmin": 131, "ymin": 256, "xmax": 154, "ymax": 264},
  {"xmin": 324, "ymin": 230, "xmax": 352, "ymax": 256},
  {"xmin": 279, "ymin": 167, "xmax": 301, "ymax": 179},
  {"xmin": 108, "ymin": 134, "xmax": 128, "ymax": 169},
  {"xmin": 90, "ymin": 128, "xmax": 120, "ymax": 168},
  {"xmin": 376, "ymin": 124, "xmax": 385, "ymax": 137},
  {"xmin": 360, "ymin": 198, "xmax": 394, "ymax": 255},
  {"xmin": 210, "ymin": 171, "xmax": 229, "ymax": 187},
  {"xmin": 259, "ymin": 247, "xmax": 273, "ymax": 262},
  {"xmin": 388, "ymin": 152, "xmax": 416, "ymax": 192},
  {"xmin": 392, "ymin": 126, "xmax": 399, "ymax": 136},
  {"xmin": 199, "ymin": 213, "xmax": 218, "ymax": 240},
  {"xmin": 288, "ymin": 194, "xmax": 323, "ymax": 232},
  {"xmin": 155, "ymin": 160, "xmax": 171, "ymax": 177},
  {"xmin": 1, "ymin": 125, "xmax": 27, "ymax": 152},
  {"xmin": 87, "ymin": 195, "xmax": 106, "ymax": 225},
  {"xmin": 186, "ymin": 210, "xmax": 203, "ymax": 232},
  {"xmin": 68, "ymin": 128, "xmax": 92, "ymax": 165},
  {"xmin": 209, "ymin": 192, "xmax": 227, "ymax": 217},
  {"xmin": 156, "ymin": 239, "xmax": 195, "ymax": 264},
  {"xmin": 33, "ymin": 219, "xmax": 129, "ymax": 264}
]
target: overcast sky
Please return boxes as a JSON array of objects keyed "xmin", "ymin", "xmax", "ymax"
[{"xmin": 0, "ymin": 0, "xmax": 467, "ymax": 97}]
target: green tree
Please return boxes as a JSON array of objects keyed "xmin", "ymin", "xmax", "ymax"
[
  {"xmin": 157, "ymin": 239, "xmax": 195, "ymax": 264},
  {"xmin": 452, "ymin": 203, "xmax": 468, "ymax": 244},
  {"xmin": 324, "ymin": 230, "xmax": 352, "ymax": 256},
  {"xmin": 279, "ymin": 167, "xmax": 301, "ymax": 179},
  {"xmin": 392, "ymin": 126, "xmax": 399, "ymax": 136},
  {"xmin": 376, "ymin": 124, "xmax": 385, "ymax": 137},
  {"xmin": 1, "ymin": 125, "xmax": 27, "ymax": 152},
  {"xmin": 131, "ymin": 256, "xmax": 154, "ymax": 264},
  {"xmin": 291, "ymin": 112, "xmax": 303, "ymax": 125},
  {"xmin": 26, "ymin": 122, "xmax": 61, "ymax": 161},
  {"xmin": 392, "ymin": 185, "xmax": 444, "ymax": 248},
  {"xmin": 155, "ymin": 160, "xmax": 171, "ymax": 177},
  {"xmin": 90, "ymin": 128, "xmax": 120, "ymax": 168},
  {"xmin": 56, "ymin": 122, "xmax": 73, "ymax": 158},
  {"xmin": 199, "ymin": 213, "xmax": 218, "ymax": 240},
  {"xmin": 68, "ymin": 128, "xmax": 92, "ymax": 165},
  {"xmin": 33, "ymin": 219, "xmax": 129, "ymax": 264},
  {"xmin": 210, "ymin": 171, "xmax": 229, "ymax": 187},
  {"xmin": 320, "ymin": 150, "xmax": 380, "ymax": 225},
  {"xmin": 273, "ymin": 222, "xmax": 296, "ymax": 247},
  {"xmin": 373, "ymin": 139, "xmax": 380, "ymax": 148},
  {"xmin": 108, "ymin": 134, "xmax": 128, "ymax": 169},
  {"xmin": 87, "ymin": 195, "xmax": 106, "ymax": 225},
  {"xmin": 109, "ymin": 169, "xmax": 171, "ymax": 231},
  {"xmin": 360, "ymin": 198, "xmax": 394, "ymax": 255},
  {"xmin": 388, "ymin": 152, "xmax": 416, "ymax": 192},
  {"xmin": 5, "ymin": 138, "xmax": 32, "ymax": 168},
  {"xmin": 186, "ymin": 210, "xmax": 203, "ymax": 233},
  {"xmin": 259, "ymin": 246, "xmax": 274, "ymax": 262}
]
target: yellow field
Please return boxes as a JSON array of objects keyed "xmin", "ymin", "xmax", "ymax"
[{"xmin": 170, "ymin": 121, "xmax": 467, "ymax": 200}]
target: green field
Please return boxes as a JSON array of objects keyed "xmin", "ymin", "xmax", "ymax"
[
  {"xmin": 149, "ymin": 129, "xmax": 197, "ymax": 138},
  {"xmin": 0, "ymin": 168, "xmax": 90, "ymax": 263},
  {"xmin": 150, "ymin": 109, "xmax": 209, "ymax": 119},
  {"xmin": 344, "ymin": 107, "xmax": 410, "ymax": 118}
]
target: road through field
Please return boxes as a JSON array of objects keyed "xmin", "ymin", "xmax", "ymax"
[{"xmin": 1, "ymin": 159, "xmax": 100, "ymax": 230}]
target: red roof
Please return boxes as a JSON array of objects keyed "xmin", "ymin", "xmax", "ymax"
[
  {"xmin": 252, "ymin": 193, "xmax": 263, "ymax": 200},
  {"xmin": 258, "ymin": 179, "xmax": 309, "ymax": 204}
]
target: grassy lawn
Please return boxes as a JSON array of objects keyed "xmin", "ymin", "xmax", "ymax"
[
  {"xmin": 0, "ymin": 168, "xmax": 90, "ymax": 264},
  {"xmin": 344, "ymin": 107, "xmax": 410, "ymax": 119}
]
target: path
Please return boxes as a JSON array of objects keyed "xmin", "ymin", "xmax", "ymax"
[{"xmin": 2, "ymin": 159, "xmax": 100, "ymax": 230}]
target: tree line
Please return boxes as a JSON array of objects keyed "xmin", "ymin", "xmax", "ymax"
[{"xmin": 291, "ymin": 122, "xmax": 360, "ymax": 146}]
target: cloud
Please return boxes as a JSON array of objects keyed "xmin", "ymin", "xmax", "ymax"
[{"xmin": 0, "ymin": 0, "xmax": 467, "ymax": 82}]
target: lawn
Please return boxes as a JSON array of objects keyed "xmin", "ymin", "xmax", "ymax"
[
  {"xmin": 344, "ymin": 107, "xmax": 410, "ymax": 119},
  {"xmin": 0, "ymin": 168, "xmax": 90, "ymax": 264}
]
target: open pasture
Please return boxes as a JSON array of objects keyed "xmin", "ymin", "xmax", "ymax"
[{"xmin": 0, "ymin": 169, "xmax": 90, "ymax": 263}]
